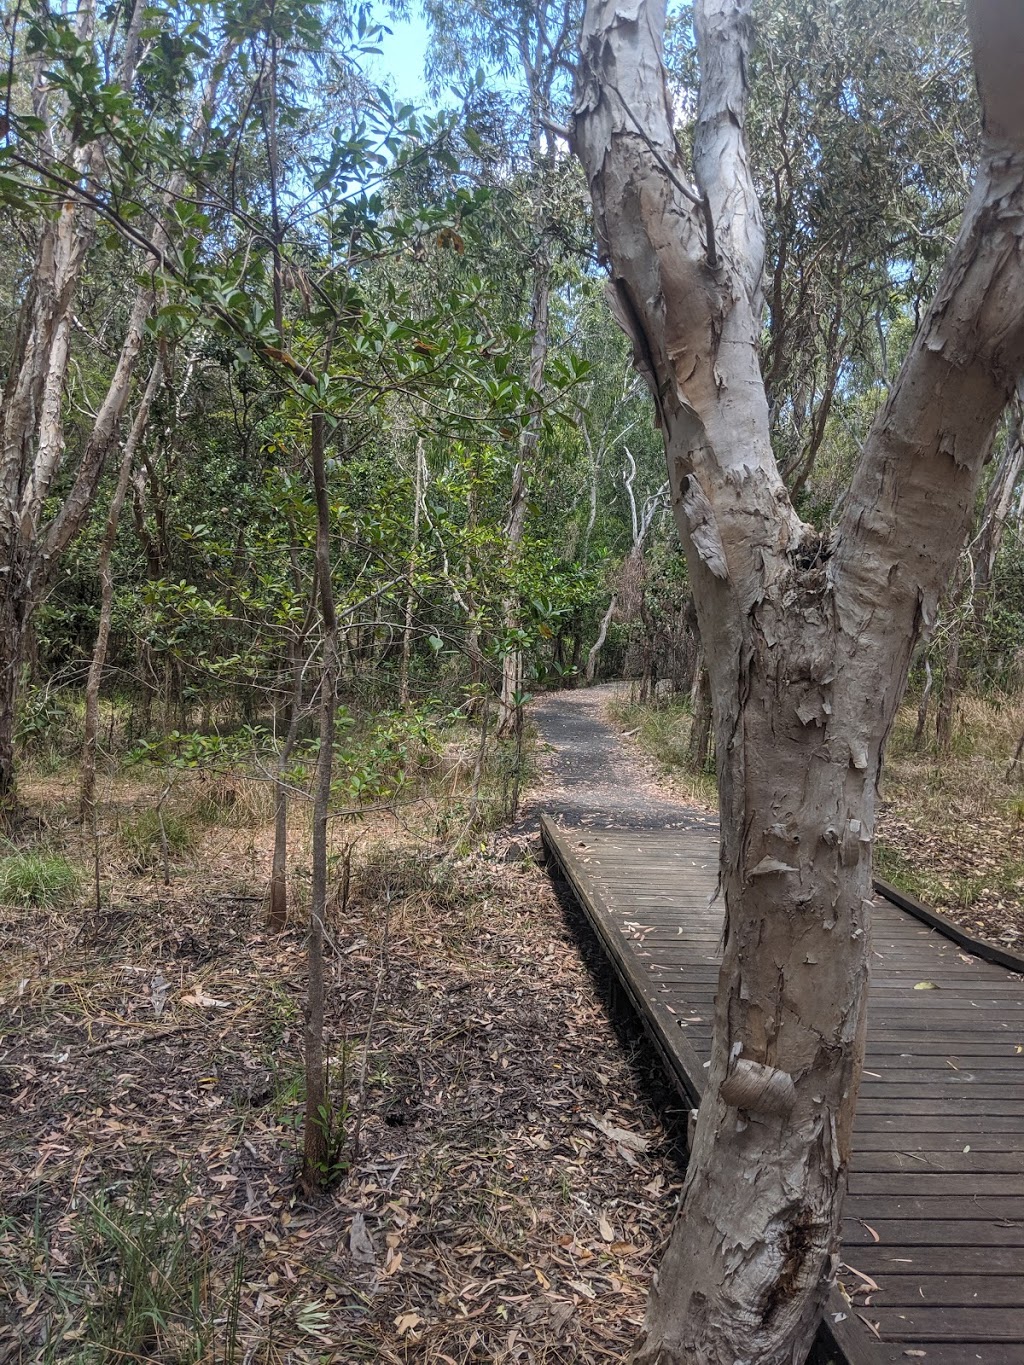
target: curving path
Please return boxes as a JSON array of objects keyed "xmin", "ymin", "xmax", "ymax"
[{"xmin": 527, "ymin": 685, "xmax": 714, "ymax": 832}]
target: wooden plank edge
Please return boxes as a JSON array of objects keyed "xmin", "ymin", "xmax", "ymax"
[
  {"xmin": 874, "ymin": 877, "xmax": 1024, "ymax": 975},
  {"xmin": 539, "ymin": 814, "xmax": 704, "ymax": 1107},
  {"xmin": 539, "ymin": 815, "xmax": 892, "ymax": 1365}
]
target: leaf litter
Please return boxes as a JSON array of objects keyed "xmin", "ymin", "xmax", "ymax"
[{"xmin": 0, "ymin": 830, "xmax": 686, "ymax": 1362}]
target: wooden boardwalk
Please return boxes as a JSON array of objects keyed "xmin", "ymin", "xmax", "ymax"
[{"xmin": 541, "ymin": 815, "xmax": 1024, "ymax": 1365}]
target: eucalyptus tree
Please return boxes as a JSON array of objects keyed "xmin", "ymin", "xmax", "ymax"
[
  {"xmin": 573, "ymin": 1, "xmax": 1024, "ymax": 1362},
  {"xmin": 740, "ymin": 0, "xmax": 979, "ymax": 501}
]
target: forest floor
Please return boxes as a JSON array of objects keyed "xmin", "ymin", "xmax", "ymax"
[
  {"xmin": 6, "ymin": 681, "xmax": 1011, "ymax": 1364},
  {"xmin": 0, "ymin": 709, "xmax": 694, "ymax": 1365}
]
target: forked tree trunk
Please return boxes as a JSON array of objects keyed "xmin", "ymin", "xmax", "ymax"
[
  {"xmin": 573, "ymin": 0, "xmax": 1024, "ymax": 1359},
  {"xmin": 585, "ymin": 593, "xmax": 617, "ymax": 682}
]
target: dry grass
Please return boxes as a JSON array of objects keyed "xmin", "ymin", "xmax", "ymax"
[
  {"xmin": 605, "ymin": 695, "xmax": 717, "ymax": 810},
  {"xmin": 877, "ymin": 693, "xmax": 1024, "ymax": 940}
]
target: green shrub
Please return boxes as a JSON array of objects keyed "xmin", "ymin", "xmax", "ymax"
[
  {"xmin": 0, "ymin": 851, "xmax": 80, "ymax": 907},
  {"xmin": 15, "ymin": 686, "xmax": 75, "ymax": 754}
]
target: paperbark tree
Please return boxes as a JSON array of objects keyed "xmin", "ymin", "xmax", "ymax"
[{"xmin": 573, "ymin": 0, "xmax": 1024, "ymax": 1360}]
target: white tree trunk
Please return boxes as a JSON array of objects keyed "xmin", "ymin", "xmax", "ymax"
[
  {"xmin": 498, "ymin": 262, "xmax": 551, "ymax": 734},
  {"xmin": 585, "ymin": 594, "xmax": 617, "ymax": 682},
  {"xmin": 0, "ymin": 17, "xmax": 235, "ymax": 807},
  {"xmin": 573, "ymin": 0, "xmax": 1024, "ymax": 1359}
]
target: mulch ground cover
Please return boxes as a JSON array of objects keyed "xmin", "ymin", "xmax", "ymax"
[{"xmin": 0, "ymin": 834, "xmax": 688, "ymax": 1363}]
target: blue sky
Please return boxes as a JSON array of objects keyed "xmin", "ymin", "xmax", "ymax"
[{"xmin": 370, "ymin": 5, "xmax": 432, "ymax": 105}]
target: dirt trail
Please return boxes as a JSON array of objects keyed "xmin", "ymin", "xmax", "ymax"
[{"xmin": 524, "ymin": 684, "xmax": 717, "ymax": 833}]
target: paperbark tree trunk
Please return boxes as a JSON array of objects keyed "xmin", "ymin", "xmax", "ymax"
[
  {"xmin": 585, "ymin": 593, "xmax": 617, "ymax": 682},
  {"xmin": 573, "ymin": 0, "xmax": 1024, "ymax": 1360}
]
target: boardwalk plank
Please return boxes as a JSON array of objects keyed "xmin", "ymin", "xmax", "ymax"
[{"xmin": 541, "ymin": 817, "xmax": 1024, "ymax": 1365}]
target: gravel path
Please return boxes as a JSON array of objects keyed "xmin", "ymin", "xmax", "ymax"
[{"xmin": 523, "ymin": 684, "xmax": 717, "ymax": 832}]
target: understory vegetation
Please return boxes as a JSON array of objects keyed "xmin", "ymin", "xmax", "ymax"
[{"xmin": 0, "ymin": 750, "xmax": 689, "ymax": 1363}]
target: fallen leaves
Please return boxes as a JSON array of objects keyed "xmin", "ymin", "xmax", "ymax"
[
  {"xmin": 0, "ymin": 834, "xmax": 680, "ymax": 1364},
  {"xmin": 585, "ymin": 1112, "xmax": 651, "ymax": 1153}
]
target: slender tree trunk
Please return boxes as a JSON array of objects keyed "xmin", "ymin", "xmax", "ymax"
[
  {"xmin": 266, "ymin": 541, "xmax": 316, "ymax": 934},
  {"xmin": 302, "ymin": 412, "xmax": 339, "ymax": 1191},
  {"xmin": 469, "ymin": 694, "xmax": 491, "ymax": 825},
  {"xmin": 0, "ymin": 605, "xmax": 26, "ymax": 818},
  {"xmin": 935, "ymin": 630, "xmax": 961, "ymax": 753},
  {"xmin": 266, "ymin": 625, "xmax": 306, "ymax": 933},
  {"xmin": 676, "ymin": 598, "xmax": 701, "ymax": 695},
  {"xmin": 687, "ymin": 662, "xmax": 712, "ymax": 769},
  {"xmin": 913, "ymin": 656, "xmax": 934, "ymax": 751},
  {"xmin": 933, "ymin": 419, "xmax": 1022, "ymax": 754},
  {"xmin": 585, "ymin": 594, "xmax": 617, "ymax": 682},
  {"xmin": 974, "ymin": 400, "xmax": 1024, "ymax": 595},
  {"xmin": 81, "ymin": 358, "xmax": 163, "ymax": 823},
  {"xmin": 399, "ymin": 436, "xmax": 425, "ymax": 708},
  {"xmin": 498, "ymin": 258, "xmax": 551, "ymax": 735},
  {"xmin": 637, "ymin": 583, "xmax": 657, "ymax": 702}
]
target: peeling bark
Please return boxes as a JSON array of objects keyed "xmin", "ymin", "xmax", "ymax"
[{"xmin": 573, "ymin": 0, "xmax": 1024, "ymax": 1359}]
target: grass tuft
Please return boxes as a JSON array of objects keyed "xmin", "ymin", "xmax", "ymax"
[
  {"xmin": 15, "ymin": 1167, "xmax": 246, "ymax": 1363},
  {"xmin": 119, "ymin": 808, "xmax": 197, "ymax": 869},
  {"xmin": 0, "ymin": 851, "xmax": 80, "ymax": 907},
  {"xmin": 607, "ymin": 696, "xmax": 718, "ymax": 808}
]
